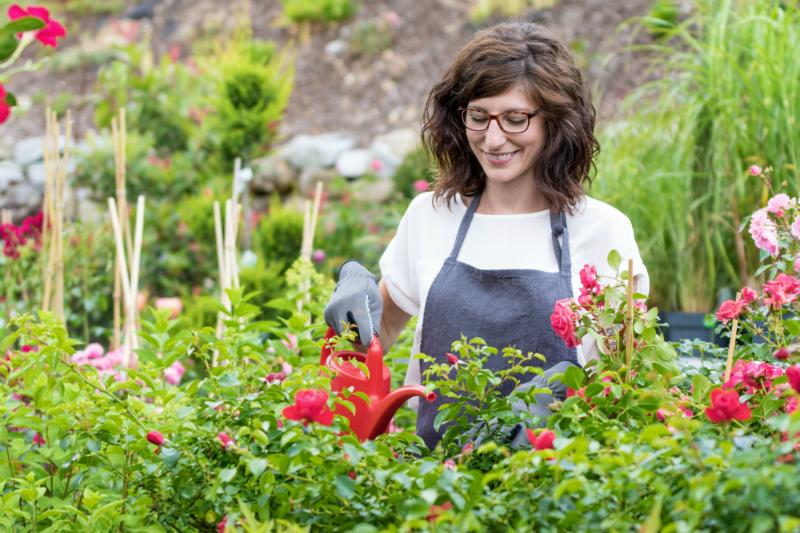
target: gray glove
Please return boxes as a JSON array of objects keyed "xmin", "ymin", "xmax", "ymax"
[{"xmin": 324, "ymin": 260, "xmax": 383, "ymax": 345}]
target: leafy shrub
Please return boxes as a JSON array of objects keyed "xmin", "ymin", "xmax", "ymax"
[
  {"xmin": 348, "ymin": 18, "xmax": 394, "ymax": 56},
  {"xmin": 207, "ymin": 39, "xmax": 293, "ymax": 167},
  {"xmin": 280, "ymin": 0, "xmax": 358, "ymax": 23},
  {"xmin": 392, "ymin": 146, "xmax": 435, "ymax": 201},
  {"xmin": 252, "ymin": 204, "xmax": 303, "ymax": 273}
]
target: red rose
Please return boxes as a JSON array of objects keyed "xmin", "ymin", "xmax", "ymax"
[
  {"xmin": 0, "ymin": 84, "xmax": 10, "ymax": 125},
  {"xmin": 282, "ymin": 389, "xmax": 334, "ymax": 426},
  {"xmin": 526, "ymin": 428, "xmax": 556, "ymax": 450},
  {"xmin": 787, "ymin": 366, "xmax": 800, "ymax": 394},
  {"xmin": 217, "ymin": 432, "xmax": 234, "ymax": 448},
  {"xmin": 446, "ymin": 352, "xmax": 459, "ymax": 365},
  {"xmin": 146, "ymin": 431, "xmax": 164, "ymax": 446},
  {"xmin": 550, "ymin": 298, "xmax": 579, "ymax": 348},
  {"xmin": 775, "ymin": 347, "xmax": 790, "ymax": 361},
  {"xmin": 217, "ymin": 515, "xmax": 227, "ymax": 533},
  {"xmin": 715, "ymin": 299, "xmax": 745, "ymax": 322},
  {"xmin": 7, "ymin": 4, "xmax": 66, "ymax": 47},
  {"xmin": 705, "ymin": 388, "xmax": 751, "ymax": 423},
  {"xmin": 426, "ymin": 501, "xmax": 453, "ymax": 522}
]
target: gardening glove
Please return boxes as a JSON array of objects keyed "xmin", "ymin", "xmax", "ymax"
[
  {"xmin": 507, "ymin": 360, "xmax": 577, "ymax": 449},
  {"xmin": 324, "ymin": 260, "xmax": 383, "ymax": 346}
]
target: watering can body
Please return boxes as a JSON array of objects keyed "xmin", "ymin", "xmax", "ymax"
[{"xmin": 321, "ymin": 327, "xmax": 435, "ymax": 440}]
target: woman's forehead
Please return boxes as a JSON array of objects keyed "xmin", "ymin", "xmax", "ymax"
[{"xmin": 467, "ymin": 86, "xmax": 534, "ymax": 110}]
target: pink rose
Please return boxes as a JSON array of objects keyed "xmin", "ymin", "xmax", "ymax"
[
  {"xmin": 526, "ymin": 428, "xmax": 556, "ymax": 450},
  {"xmin": 749, "ymin": 165, "xmax": 762, "ymax": 176},
  {"xmin": 282, "ymin": 390, "xmax": 334, "ymax": 426},
  {"xmin": 579, "ymin": 264, "xmax": 600, "ymax": 292},
  {"xmin": 767, "ymin": 194, "xmax": 792, "ymax": 217},
  {"xmin": 146, "ymin": 431, "xmax": 164, "ymax": 446},
  {"xmin": 775, "ymin": 347, "xmax": 790, "ymax": 361},
  {"xmin": 740, "ymin": 287, "xmax": 757, "ymax": 304},
  {"xmin": 791, "ymin": 217, "xmax": 800, "ymax": 241},
  {"xmin": 446, "ymin": 352, "xmax": 459, "ymax": 365},
  {"xmin": 788, "ymin": 366, "xmax": 800, "ymax": 394},
  {"xmin": 163, "ymin": 360, "xmax": 186, "ymax": 385},
  {"xmin": 716, "ymin": 299, "xmax": 745, "ymax": 322},
  {"xmin": 550, "ymin": 299, "xmax": 579, "ymax": 348},
  {"xmin": 0, "ymin": 84, "xmax": 10, "ymax": 125},
  {"xmin": 749, "ymin": 208, "xmax": 779, "ymax": 257},
  {"xmin": 763, "ymin": 273, "xmax": 800, "ymax": 309},
  {"xmin": 217, "ymin": 432, "xmax": 234, "ymax": 448},
  {"xmin": 705, "ymin": 388, "xmax": 751, "ymax": 423}
]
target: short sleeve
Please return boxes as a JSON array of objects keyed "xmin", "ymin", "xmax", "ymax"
[
  {"xmin": 619, "ymin": 217, "xmax": 650, "ymax": 298},
  {"xmin": 379, "ymin": 203, "xmax": 421, "ymax": 316}
]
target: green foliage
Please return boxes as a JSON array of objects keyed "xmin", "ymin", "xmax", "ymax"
[
  {"xmin": 643, "ymin": 0, "xmax": 680, "ymax": 37},
  {"xmin": 280, "ymin": 0, "xmax": 358, "ymax": 23},
  {"xmin": 207, "ymin": 39, "xmax": 293, "ymax": 167},
  {"xmin": 594, "ymin": 0, "xmax": 800, "ymax": 311},
  {"xmin": 468, "ymin": 0, "xmax": 559, "ymax": 25},
  {"xmin": 253, "ymin": 203, "xmax": 303, "ymax": 273},
  {"xmin": 72, "ymin": 129, "xmax": 201, "ymax": 201},
  {"xmin": 348, "ymin": 18, "xmax": 394, "ymax": 56},
  {"xmin": 392, "ymin": 146, "xmax": 435, "ymax": 201}
]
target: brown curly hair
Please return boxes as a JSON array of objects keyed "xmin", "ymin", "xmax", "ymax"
[{"xmin": 421, "ymin": 22, "xmax": 599, "ymax": 214}]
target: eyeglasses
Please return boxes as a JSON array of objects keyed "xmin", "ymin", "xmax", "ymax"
[{"xmin": 458, "ymin": 107, "xmax": 540, "ymax": 134}]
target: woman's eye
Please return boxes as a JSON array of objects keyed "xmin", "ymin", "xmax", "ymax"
[{"xmin": 469, "ymin": 115, "xmax": 488, "ymax": 122}]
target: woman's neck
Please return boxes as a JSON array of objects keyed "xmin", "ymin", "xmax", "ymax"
[{"xmin": 474, "ymin": 179, "xmax": 549, "ymax": 214}]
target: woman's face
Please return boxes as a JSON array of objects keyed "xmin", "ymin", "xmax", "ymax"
[{"xmin": 464, "ymin": 85, "xmax": 544, "ymax": 188}]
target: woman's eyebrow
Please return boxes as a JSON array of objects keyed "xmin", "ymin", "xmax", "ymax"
[{"xmin": 466, "ymin": 105, "xmax": 533, "ymax": 112}]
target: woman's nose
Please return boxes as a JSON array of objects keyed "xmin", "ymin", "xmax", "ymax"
[{"xmin": 483, "ymin": 119, "xmax": 507, "ymax": 147}]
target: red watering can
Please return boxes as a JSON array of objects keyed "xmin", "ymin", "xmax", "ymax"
[{"xmin": 321, "ymin": 326, "xmax": 436, "ymax": 441}]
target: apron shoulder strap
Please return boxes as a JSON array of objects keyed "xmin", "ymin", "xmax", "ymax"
[
  {"xmin": 448, "ymin": 193, "xmax": 480, "ymax": 260},
  {"xmin": 549, "ymin": 210, "xmax": 572, "ymax": 276}
]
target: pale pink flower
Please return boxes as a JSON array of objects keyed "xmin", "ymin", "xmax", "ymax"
[
  {"xmin": 791, "ymin": 217, "xmax": 800, "ymax": 241},
  {"xmin": 795, "ymin": 255, "xmax": 800, "ymax": 274},
  {"xmin": 767, "ymin": 194, "xmax": 792, "ymax": 217},
  {"xmin": 749, "ymin": 165, "xmax": 762, "ymax": 176},
  {"xmin": 749, "ymin": 208, "xmax": 779, "ymax": 257},
  {"xmin": 155, "ymin": 297, "xmax": 183, "ymax": 318},
  {"xmin": 164, "ymin": 360, "xmax": 186, "ymax": 385},
  {"xmin": 369, "ymin": 159, "xmax": 384, "ymax": 172},
  {"xmin": 413, "ymin": 179, "xmax": 430, "ymax": 193},
  {"xmin": 281, "ymin": 334, "xmax": 298, "ymax": 352}
]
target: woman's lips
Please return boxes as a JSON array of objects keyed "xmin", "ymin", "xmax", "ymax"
[{"xmin": 483, "ymin": 150, "xmax": 519, "ymax": 166}]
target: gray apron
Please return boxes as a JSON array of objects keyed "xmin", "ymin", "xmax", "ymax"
[{"xmin": 416, "ymin": 193, "xmax": 579, "ymax": 449}]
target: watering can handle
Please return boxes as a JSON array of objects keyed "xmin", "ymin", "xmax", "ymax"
[{"xmin": 321, "ymin": 326, "xmax": 384, "ymax": 373}]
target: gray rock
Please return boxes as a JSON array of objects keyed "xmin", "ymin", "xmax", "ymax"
[
  {"xmin": 351, "ymin": 178, "xmax": 394, "ymax": 204},
  {"xmin": 324, "ymin": 39, "xmax": 348, "ymax": 56},
  {"xmin": 278, "ymin": 132, "xmax": 357, "ymax": 170},
  {"xmin": 335, "ymin": 149, "xmax": 373, "ymax": 178},
  {"xmin": 250, "ymin": 155, "xmax": 296, "ymax": 195},
  {"xmin": 372, "ymin": 128, "xmax": 419, "ymax": 161},
  {"xmin": 0, "ymin": 161, "xmax": 24, "ymax": 189},
  {"xmin": 26, "ymin": 163, "xmax": 47, "ymax": 187},
  {"xmin": 298, "ymin": 167, "xmax": 340, "ymax": 197},
  {"xmin": 14, "ymin": 136, "xmax": 65, "ymax": 166},
  {"xmin": 1, "ymin": 180, "xmax": 40, "ymax": 210}
]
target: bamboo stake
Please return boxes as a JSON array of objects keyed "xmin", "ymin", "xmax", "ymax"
[
  {"xmin": 41, "ymin": 110, "xmax": 55, "ymax": 311},
  {"xmin": 625, "ymin": 258, "xmax": 635, "ymax": 381},
  {"xmin": 723, "ymin": 293, "xmax": 741, "ymax": 382},
  {"xmin": 0, "ymin": 210, "xmax": 10, "ymax": 225},
  {"xmin": 53, "ymin": 111, "xmax": 72, "ymax": 323},
  {"xmin": 108, "ymin": 198, "xmax": 134, "ymax": 365},
  {"xmin": 129, "ymin": 196, "xmax": 145, "ymax": 355}
]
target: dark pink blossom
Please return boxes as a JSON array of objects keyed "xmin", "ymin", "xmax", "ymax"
[
  {"xmin": 705, "ymin": 388, "xmax": 751, "ymax": 423},
  {"xmin": 7, "ymin": 4, "xmax": 66, "ymax": 47}
]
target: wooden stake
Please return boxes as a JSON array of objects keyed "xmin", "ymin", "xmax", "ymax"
[
  {"xmin": 0, "ymin": 210, "xmax": 10, "ymax": 225},
  {"xmin": 53, "ymin": 110, "xmax": 72, "ymax": 323},
  {"xmin": 625, "ymin": 258, "xmax": 635, "ymax": 380}
]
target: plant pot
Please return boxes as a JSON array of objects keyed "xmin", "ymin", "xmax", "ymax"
[{"xmin": 660, "ymin": 311, "xmax": 723, "ymax": 346}]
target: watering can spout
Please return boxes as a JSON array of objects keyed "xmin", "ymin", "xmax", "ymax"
[{"xmin": 365, "ymin": 386, "xmax": 437, "ymax": 440}]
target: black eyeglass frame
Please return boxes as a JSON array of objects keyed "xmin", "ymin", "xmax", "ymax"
[{"xmin": 458, "ymin": 106, "xmax": 541, "ymax": 134}]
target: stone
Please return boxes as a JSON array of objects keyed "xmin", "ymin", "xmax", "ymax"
[
  {"xmin": 372, "ymin": 128, "xmax": 419, "ymax": 162},
  {"xmin": 335, "ymin": 149, "xmax": 373, "ymax": 178},
  {"xmin": 250, "ymin": 155, "xmax": 296, "ymax": 195},
  {"xmin": 324, "ymin": 39, "xmax": 348, "ymax": 56},
  {"xmin": 0, "ymin": 161, "xmax": 24, "ymax": 189},
  {"xmin": 351, "ymin": 178, "xmax": 395, "ymax": 204},
  {"xmin": 1, "ymin": 180, "xmax": 39, "ymax": 210},
  {"xmin": 298, "ymin": 167, "xmax": 340, "ymax": 197},
  {"xmin": 278, "ymin": 132, "xmax": 357, "ymax": 170},
  {"xmin": 26, "ymin": 163, "xmax": 47, "ymax": 187},
  {"xmin": 13, "ymin": 136, "xmax": 63, "ymax": 166}
]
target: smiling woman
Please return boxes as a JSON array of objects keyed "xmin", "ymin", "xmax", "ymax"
[{"xmin": 324, "ymin": 21, "xmax": 649, "ymax": 451}]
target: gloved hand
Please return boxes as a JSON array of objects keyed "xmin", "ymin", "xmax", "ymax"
[{"xmin": 324, "ymin": 260, "xmax": 383, "ymax": 345}]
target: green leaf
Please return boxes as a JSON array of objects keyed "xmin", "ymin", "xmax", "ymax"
[
  {"xmin": 0, "ymin": 32, "xmax": 17, "ymax": 61},
  {"xmin": 219, "ymin": 467, "xmax": 237, "ymax": 482},
  {"xmin": 561, "ymin": 365, "xmax": 586, "ymax": 390},
  {"xmin": 640, "ymin": 497, "xmax": 662, "ymax": 533},
  {"xmin": 5, "ymin": 92, "xmax": 16, "ymax": 106},
  {"xmin": 247, "ymin": 458, "xmax": 267, "ymax": 477},
  {"xmin": 692, "ymin": 373, "xmax": 711, "ymax": 403},
  {"xmin": 554, "ymin": 478, "xmax": 583, "ymax": 499},
  {"xmin": 334, "ymin": 474, "xmax": 355, "ymax": 499},
  {"xmin": 3, "ymin": 17, "xmax": 45, "ymax": 34},
  {"xmin": 607, "ymin": 249, "xmax": 622, "ymax": 271}
]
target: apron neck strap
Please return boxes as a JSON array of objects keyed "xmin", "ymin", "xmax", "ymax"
[
  {"xmin": 449, "ymin": 194, "xmax": 572, "ymax": 276},
  {"xmin": 448, "ymin": 193, "xmax": 481, "ymax": 260},
  {"xmin": 550, "ymin": 210, "xmax": 571, "ymax": 275}
]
